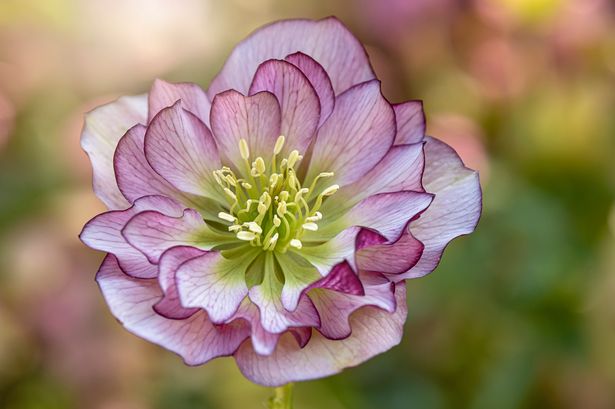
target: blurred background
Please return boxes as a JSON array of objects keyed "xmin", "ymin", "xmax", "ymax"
[{"xmin": 0, "ymin": 0, "xmax": 614, "ymax": 408}]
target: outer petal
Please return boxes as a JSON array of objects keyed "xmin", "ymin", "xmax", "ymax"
[
  {"xmin": 284, "ymin": 52, "xmax": 335, "ymax": 126},
  {"xmin": 79, "ymin": 195, "xmax": 183, "ymax": 279},
  {"xmin": 310, "ymin": 282, "xmax": 396, "ymax": 340},
  {"xmin": 356, "ymin": 231, "xmax": 424, "ymax": 275},
  {"xmin": 233, "ymin": 301, "xmax": 281, "ymax": 356},
  {"xmin": 148, "ymin": 79, "xmax": 211, "ymax": 126},
  {"xmin": 333, "ymin": 143, "xmax": 425, "ymax": 208},
  {"xmin": 154, "ymin": 246, "xmax": 205, "ymax": 320},
  {"xmin": 248, "ymin": 254, "xmax": 320, "ymax": 334},
  {"xmin": 97, "ymin": 255, "xmax": 249, "ymax": 365},
  {"xmin": 393, "ymin": 101, "xmax": 425, "ymax": 145},
  {"xmin": 210, "ymin": 90, "xmax": 281, "ymax": 165},
  {"xmin": 176, "ymin": 248, "xmax": 260, "ymax": 323},
  {"xmin": 234, "ymin": 283, "xmax": 407, "ymax": 386},
  {"xmin": 208, "ymin": 17, "xmax": 375, "ymax": 97},
  {"xmin": 249, "ymin": 59, "xmax": 320, "ymax": 154},
  {"xmin": 397, "ymin": 136, "xmax": 482, "ymax": 279},
  {"xmin": 316, "ymin": 191, "xmax": 434, "ymax": 242},
  {"xmin": 81, "ymin": 95, "xmax": 147, "ymax": 209},
  {"xmin": 122, "ymin": 209, "xmax": 235, "ymax": 264},
  {"xmin": 145, "ymin": 102, "xmax": 222, "ymax": 198},
  {"xmin": 306, "ymin": 80, "xmax": 395, "ymax": 187}
]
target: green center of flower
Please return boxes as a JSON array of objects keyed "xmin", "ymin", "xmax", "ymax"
[{"xmin": 213, "ymin": 135, "xmax": 338, "ymax": 253}]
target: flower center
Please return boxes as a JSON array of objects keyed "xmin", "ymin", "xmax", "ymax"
[{"xmin": 212, "ymin": 135, "xmax": 338, "ymax": 252}]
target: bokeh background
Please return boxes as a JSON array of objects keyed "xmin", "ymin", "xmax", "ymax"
[{"xmin": 0, "ymin": 0, "xmax": 614, "ymax": 408}]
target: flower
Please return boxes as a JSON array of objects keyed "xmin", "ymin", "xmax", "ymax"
[{"xmin": 79, "ymin": 17, "xmax": 481, "ymax": 386}]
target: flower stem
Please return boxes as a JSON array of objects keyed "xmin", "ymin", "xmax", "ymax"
[{"xmin": 267, "ymin": 383, "xmax": 294, "ymax": 409}]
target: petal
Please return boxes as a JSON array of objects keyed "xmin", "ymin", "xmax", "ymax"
[
  {"xmin": 310, "ymin": 282, "xmax": 396, "ymax": 340},
  {"xmin": 154, "ymin": 246, "xmax": 205, "ymax": 320},
  {"xmin": 122, "ymin": 208, "xmax": 235, "ymax": 264},
  {"xmin": 308, "ymin": 261, "xmax": 364, "ymax": 296},
  {"xmin": 284, "ymin": 52, "xmax": 335, "ymax": 126},
  {"xmin": 97, "ymin": 255, "xmax": 249, "ymax": 365},
  {"xmin": 299, "ymin": 226, "xmax": 360, "ymax": 273},
  {"xmin": 208, "ymin": 17, "xmax": 375, "ymax": 97},
  {"xmin": 396, "ymin": 137, "xmax": 482, "ymax": 279},
  {"xmin": 233, "ymin": 300, "xmax": 281, "ymax": 356},
  {"xmin": 80, "ymin": 195, "xmax": 184, "ymax": 279},
  {"xmin": 249, "ymin": 59, "xmax": 320, "ymax": 154},
  {"xmin": 176, "ymin": 248, "xmax": 260, "ymax": 323},
  {"xmin": 82, "ymin": 95, "xmax": 147, "ymax": 209},
  {"xmin": 316, "ymin": 191, "xmax": 434, "ymax": 242},
  {"xmin": 393, "ymin": 101, "xmax": 425, "ymax": 145},
  {"xmin": 210, "ymin": 90, "xmax": 281, "ymax": 165},
  {"xmin": 356, "ymin": 231, "xmax": 424, "ymax": 275},
  {"xmin": 233, "ymin": 282, "xmax": 407, "ymax": 386},
  {"xmin": 275, "ymin": 252, "xmax": 321, "ymax": 312},
  {"xmin": 145, "ymin": 102, "xmax": 222, "ymax": 198},
  {"xmin": 306, "ymin": 80, "xmax": 395, "ymax": 186},
  {"xmin": 248, "ymin": 254, "xmax": 320, "ymax": 333},
  {"xmin": 336, "ymin": 143, "xmax": 425, "ymax": 206},
  {"xmin": 148, "ymin": 79, "xmax": 211, "ymax": 126}
]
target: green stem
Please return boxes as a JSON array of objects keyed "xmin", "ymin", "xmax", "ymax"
[{"xmin": 267, "ymin": 383, "xmax": 294, "ymax": 409}]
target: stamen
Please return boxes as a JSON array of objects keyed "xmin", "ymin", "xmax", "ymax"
[
  {"xmin": 289, "ymin": 239, "xmax": 302, "ymax": 249},
  {"xmin": 321, "ymin": 184, "xmax": 339, "ymax": 196},
  {"xmin": 254, "ymin": 157, "xmax": 266, "ymax": 174},
  {"xmin": 244, "ymin": 222, "xmax": 263, "ymax": 234},
  {"xmin": 302, "ymin": 222, "xmax": 318, "ymax": 231},
  {"xmin": 239, "ymin": 138, "xmax": 250, "ymax": 160},
  {"xmin": 218, "ymin": 212, "xmax": 236, "ymax": 223},
  {"xmin": 237, "ymin": 231, "xmax": 256, "ymax": 241},
  {"xmin": 273, "ymin": 135, "xmax": 285, "ymax": 155},
  {"xmin": 287, "ymin": 150, "xmax": 301, "ymax": 168},
  {"xmin": 223, "ymin": 188, "xmax": 237, "ymax": 201}
]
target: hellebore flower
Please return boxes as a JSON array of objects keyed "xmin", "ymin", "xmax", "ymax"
[{"xmin": 80, "ymin": 17, "xmax": 481, "ymax": 386}]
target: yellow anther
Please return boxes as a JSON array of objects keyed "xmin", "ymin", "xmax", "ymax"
[
  {"xmin": 257, "ymin": 201, "xmax": 268, "ymax": 214},
  {"xmin": 287, "ymin": 150, "xmax": 300, "ymax": 168},
  {"xmin": 274, "ymin": 135, "xmax": 286, "ymax": 155},
  {"xmin": 224, "ymin": 188, "xmax": 237, "ymax": 201},
  {"xmin": 290, "ymin": 239, "xmax": 303, "ymax": 249},
  {"xmin": 305, "ymin": 211, "xmax": 323, "ymax": 222},
  {"xmin": 277, "ymin": 201, "xmax": 287, "ymax": 217},
  {"xmin": 242, "ymin": 182, "xmax": 252, "ymax": 189},
  {"xmin": 237, "ymin": 231, "xmax": 257, "ymax": 241},
  {"xmin": 212, "ymin": 170, "xmax": 222, "ymax": 185},
  {"xmin": 302, "ymin": 222, "xmax": 318, "ymax": 231},
  {"xmin": 239, "ymin": 138, "xmax": 250, "ymax": 160},
  {"xmin": 279, "ymin": 190, "xmax": 289, "ymax": 202},
  {"xmin": 254, "ymin": 157, "xmax": 266, "ymax": 174},
  {"xmin": 225, "ymin": 175, "xmax": 237, "ymax": 186},
  {"xmin": 264, "ymin": 233, "xmax": 279, "ymax": 251},
  {"xmin": 244, "ymin": 222, "xmax": 263, "ymax": 234},
  {"xmin": 273, "ymin": 215, "xmax": 281, "ymax": 227},
  {"xmin": 319, "ymin": 172, "xmax": 334, "ymax": 178},
  {"xmin": 294, "ymin": 188, "xmax": 309, "ymax": 202},
  {"xmin": 228, "ymin": 225, "xmax": 242, "ymax": 232},
  {"xmin": 321, "ymin": 184, "xmax": 339, "ymax": 196},
  {"xmin": 218, "ymin": 212, "xmax": 236, "ymax": 223},
  {"xmin": 270, "ymin": 173, "xmax": 279, "ymax": 187}
]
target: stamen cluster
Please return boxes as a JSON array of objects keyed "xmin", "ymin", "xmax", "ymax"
[{"xmin": 213, "ymin": 135, "xmax": 338, "ymax": 252}]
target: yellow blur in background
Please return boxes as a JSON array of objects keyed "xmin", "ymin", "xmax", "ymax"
[{"xmin": 0, "ymin": 1, "xmax": 614, "ymax": 408}]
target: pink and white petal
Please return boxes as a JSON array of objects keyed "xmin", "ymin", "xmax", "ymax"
[
  {"xmin": 284, "ymin": 52, "xmax": 334, "ymax": 126},
  {"xmin": 308, "ymin": 261, "xmax": 364, "ymax": 296},
  {"xmin": 176, "ymin": 248, "xmax": 259, "ymax": 323},
  {"xmin": 234, "ymin": 283, "xmax": 407, "ymax": 387},
  {"xmin": 393, "ymin": 101, "xmax": 425, "ymax": 145},
  {"xmin": 122, "ymin": 209, "xmax": 235, "ymax": 264},
  {"xmin": 114, "ymin": 125, "xmax": 197, "ymax": 207},
  {"xmin": 154, "ymin": 246, "xmax": 205, "ymax": 320},
  {"xmin": 299, "ymin": 226, "xmax": 360, "ymax": 273},
  {"xmin": 208, "ymin": 17, "xmax": 375, "ymax": 98},
  {"xmin": 249, "ymin": 59, "xmax": 320, "ymax": 154},
  {"xmin": 275, "ymin": 253, "xmax": 322, "ymax": 312},
  {"xmin": 310, "ymin": 282, "xmax": 396, "ymax": 340},
  {"xmin": 97, "ymin": 255, "xmax": 250, "ymax": 365},
  {"xmin": 145, "ymin": 102, "xmax": 222, "ymax": 198},
  {"xmin": 289, "ymin": 327, "xmax": 312, "ymax": 349},
  {"xmin": 356, "ymin": 228, "xmax": 387, "ymax": 249},
  {"xmin": 248, "ymin": 255, "xmax": 320, "ymax": 334},
  {"xmin": 82, "ymin": 95, "xmax": 147, "ymax": 209},
  {"xmin": 356, "ymin": 231, "xmax": 424, "ymax": 275},
  {"xmin": 80, "ymin": 195, "xmax": 184, "ymax": 279},
  {"xmin": 306, "ymin": 80, "xmax": 395, "ymax": 187},
  {"xmin": 148, "ymin": 79, "xmax": 211, "ymax": 126},
  {"xmin": 210, "ymin": 90, "xmax": 281, "ymax": 165},
  {"xmin": 316, "ymin": 191, "xmax": 433, "ymax": 242},
  {"xmin": 233, "ymin": 301, "xmax": 281, "ymax": 356},
  {"xmin": 336, "ymin": 143, "xmax": 425, "ymax": 206},
  {"xmin": 397, "ymin": 137, "xmax": 482, "ymax": 280}
]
